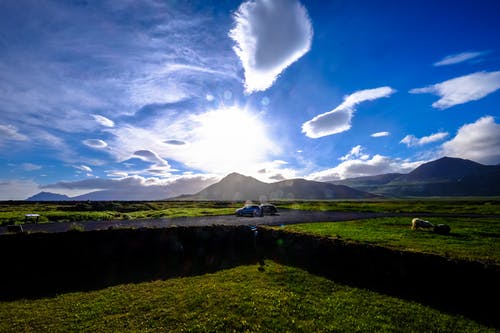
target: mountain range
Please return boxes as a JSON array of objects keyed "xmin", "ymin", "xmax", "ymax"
[
  {"xmin": 26, "ymin": 157, "xmax": 500, "ymax": 201},
  {"xmin": 174, "ymin": 173, "xmax": 378, "ymax": 201},
  {"xmin": 330, "ymin": 157, "xmax": 500, "ymax": 196}
]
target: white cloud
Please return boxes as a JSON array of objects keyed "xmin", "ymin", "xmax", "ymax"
[
  {"xmin": 108, "ymin": 106, "xmax": 280, "ymax": 176},
  {"xmin": 433, "ymin": 51, "xmax": 484, "ymax": 66},
  {"xmin": 0, "ymin": 179, "xmax": 40, "ymax": 200},
  {"xmin": 83, "ymin": 139, "xmax": 108, "ymax": 149},
  {"xmin": 0, "ymin": 0, "xmax": 240, "ymax": 151},
  {"xmin": 0, "ymin": 124, "xmax": 29, "ymax": 142},
  {"xmin": 441, "ymin": 116, "xmax": 500, "ymax": 165},
  {"xmin": 371, "ymin": 131, "xmax": 390, "ymax": 138},
  {"xmin": 340, "ymin": 145, "xmax": 369, "ymax": 161},
  {"xmin": 308, "ymin": 154, "xmax": 424, "ymax": 181},
  {"xmin": 410, "ymin": 71, "xmax": 500, "ymax": 109},
  {"xmin": 132, "ymin": 150, "xmax": 170, "ymax": 168},
  {"xmin": 74, "ymin": 165, "xmax": 93, "ymax": 173},
  {"xmin": 107, "ymin": 171, "xmax": 129, "ymax": 178},
  {"xmin": 229, "ymin": 0, "xmax": 313, "ymax": 93},
  {"xmin": 302, "ymin": 87, "xmax": 395, "ymax": 138},
  {"xmin": 400, "ymin": 132, "xmax": 449, "ymax": 147},
  {"xmin": 92, "ymin": 114, "xmax": 115, "ymax": 127},
  {"xmin": 22, "ymin": 163, "xmax": 42, "ymax": 171},
  {"xmin": 42, "ymin": 174, "xmax": 219, "ymax": 199}
]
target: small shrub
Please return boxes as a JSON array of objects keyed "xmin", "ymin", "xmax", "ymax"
[{"xmin": 68, "ymin": 223, "xmax": 85, "ymax": 232}]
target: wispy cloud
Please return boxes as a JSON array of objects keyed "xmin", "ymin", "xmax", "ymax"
[
  {"xmin": 0, "ymin": 0, "xmax": 240, "ymax": 159},
  {"xmin": 22, "ymin": 163, "xmax": 42, "ymax": 171},
  {"xmin": 433, "ymin": 51, "xmax": 485, "ymax": 66},
  {"xmin": 302, "ymin": 87, "xmax": 395, "ymax": 138},
  {"xmin": 83, "ymin": 139, "xmax": 108, "ymax": 149},
  {"xmin": 42, "ymin": 174, "xmax": 219, "ymax": 199},
  {"xmin": 108, "ymin": 106, "xmax": 280, "ymax": 176},
  {"xmin": 371, "ymin": 131, "xmax": 390, "ymax": 138},
  {"xmin": 409, "ymin": 71, "xmax": 500, "ymax": 109},
  {"xmin": 0, "ymin": 124, "xmax": 29, "ymax": 142},
  {"xmin": 441, "ymin": 116, "xmax": 500, "ymax": 165},
  {"xmin": 229, "ymin": 0, "xmax": 313, "ymax": 93},
  {"xmin": 400, "ymin": 132, "xmax": 449, "ymax": 147},
  {"xmin": 92, "ymin": 115, "xmax": 115, "ymax": 127},
  {"xmin": 0, "ymin": 179, "xmax": 40, "ymax": 200},
  {"xmin": 74, "ymin": 165, "xmax": 93, "ymax": 173}
]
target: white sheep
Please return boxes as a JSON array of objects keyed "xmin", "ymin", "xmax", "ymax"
[{"xmin": 411, "ymin": 218, "xmax": 434, "ymax": 230}]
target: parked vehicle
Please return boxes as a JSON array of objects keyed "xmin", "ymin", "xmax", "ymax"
[
  {"xmin": 260, "ymin": 203, "xmax": 278, "ymax": 215},
  {"xmin": 235, "ymin": 204, "xmax": 263, "ymax": 217}
]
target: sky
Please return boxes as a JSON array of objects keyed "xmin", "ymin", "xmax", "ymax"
[{"xmin": 1, "ymin": 0, "xmax": 500, "ymax": 200}]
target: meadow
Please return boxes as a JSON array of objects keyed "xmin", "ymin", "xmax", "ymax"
[
  {"xmin": 0, "ymin": 261, "xmax": 494, "ymax": 332},
  {"xmin": 277, "ymin": 198, "xmax": 500, "ymax": 215},
  {"xmin": 0, "ymin": 201, "xmax": 239, "ymax": 225},
  {"xmin": 275, "ymin": 216, "xmax": 500, "ymax": 264},
  {"xmin": 1, "ymin": 199, "xmax": 498, "ymax": 331},
  {"xmin": 1, "ymin": 198, "xmax": 499, "ymax": 225}
]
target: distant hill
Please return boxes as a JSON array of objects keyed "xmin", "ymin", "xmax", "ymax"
[
  {"xmin": 331, "ymin": 157, "xmax": 500, "ymax": 197},
  {"xmin": 71, "ymin": 187, "xmax": 173, "ymax": 201},
  {"xmin": 26, "ymin": 192, "xmax": 71, "ymax": 201},
  {"xmin": 174, "ymin": 172, "xmax": 379, "ymax": 201}
]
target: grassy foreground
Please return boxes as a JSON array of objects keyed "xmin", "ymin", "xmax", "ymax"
[
  {"xmin": 0, "ymin": 261, "xmax": 493, "ymax": 332},
  {"xmin": 278, "ymin": 217, "xmax": 500, "ymax": 264}
]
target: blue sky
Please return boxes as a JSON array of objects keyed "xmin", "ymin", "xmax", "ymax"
[{"xmin": 1, "ymin": 0, "xmax": 500, "ymax": 199}]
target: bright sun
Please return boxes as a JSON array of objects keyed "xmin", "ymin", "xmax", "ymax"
[{"xmin": 181, "ymin": 106, "xmax": 279, "ymax": 174}]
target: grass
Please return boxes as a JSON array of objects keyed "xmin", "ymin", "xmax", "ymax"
[
  {"xmin": 0, "ymin": 261, "xmax": 493, "ymax": 332},
  {"xmin": 277, "ymin": 198, "xmax": 500, "ymax": 215},
  {"xmin": 0, "ymin": 201, "xmax": 240, "ymax": 225},
  {"xmin": 278, "ymin": 217, "xmax": 500, "ymax": 264},
  {"xmin": 2, "ymin": 199, "xmax": 499, "ymax": 226}
]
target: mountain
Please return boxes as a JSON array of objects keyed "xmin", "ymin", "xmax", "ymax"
[
  {"xmin": 72, "ymin": 187, "xmax": 173, "ymax": 201},
  {"xmin": 331, "ymin": 157, "xmax": 500, "ymax": 197},
  {"xmin": 26, "ymin": 192, "xmax": 71, "ymax": 201},
  {"xmin": 397, "ymin": 157, "xmax": 484, "ymax": 182},
  {"xmin": 174, "ymin": 172, "xmax": 379, "ymax": 201},
  {"xmin": 328, "ymin": 173, "xmax": 403, "ymax": 193}
]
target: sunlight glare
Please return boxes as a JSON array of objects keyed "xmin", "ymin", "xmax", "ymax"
[{"xmin": 186, "ymin": 106, "xmax": 279, "ymax": 174}]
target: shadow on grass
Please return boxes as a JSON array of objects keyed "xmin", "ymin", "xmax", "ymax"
[{"xmin": 0, "ymin": 225, "xmax": 498, "ymax": 328}]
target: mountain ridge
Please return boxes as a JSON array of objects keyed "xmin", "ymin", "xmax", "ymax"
[
  {"xmin": 331, "ymin": 156, "xmax": 500, "ymax": 196},
  {"xmin": 174, "ymin": 173, "xmax": 379, "ymax": 201}
]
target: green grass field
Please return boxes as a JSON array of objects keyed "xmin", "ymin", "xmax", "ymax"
[
  {"xmin": 0, "ymin": 201, "xmax": 239, "ymax": 225},
  {"xmin": 276, "ymin": 217, "xmax": 500, "ymax": 264},
  {"xmin": 1, "ymin": 199, "xmax": 499, "ymax": 225},
  {"xmin": 0, "ymin": 261, "xmax": 494, "ymax": 332},
  {"xmin": 1, "ymin": 200, "xmax": 498, "ymax": 331},
  {"xmin": 278, "ymin": 198, "xmax": 500, "ymax": 215}
]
